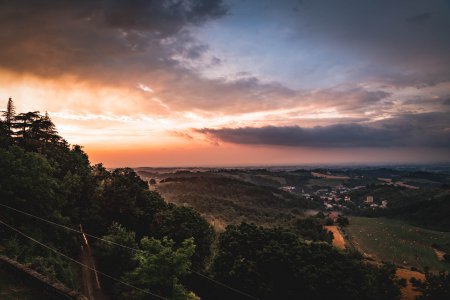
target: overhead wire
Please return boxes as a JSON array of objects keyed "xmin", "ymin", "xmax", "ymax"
[
  {"xmin": 0, "ymin": 202, "xmax": 260, "ymax": 300},
  {"xmin": 0, "ymin": 218, "xmax": 168, "ymax": 300}
]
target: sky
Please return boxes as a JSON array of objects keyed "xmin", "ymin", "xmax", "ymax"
[{"xmin": 0, "ymin": 0, "xmax": 449, "ymax": 167}]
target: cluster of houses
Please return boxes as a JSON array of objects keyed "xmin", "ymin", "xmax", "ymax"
[
  {"xmin": 364, "ymin": 195, "xmax": 388, "ymax": 209},
  {"xmin": 312, "ymin": 185, "xmax": 359, "ymax": 210},
  {"xmin": 293, "ymin": 184, "xmax": 390, "ymax": 211}
]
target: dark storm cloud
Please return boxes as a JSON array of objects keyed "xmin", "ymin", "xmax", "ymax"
[
  {"xmin": 0, "ymin": 0, "xmax": 226, "ymax": 77},
  {"xmin": 102, "ymin": 0, "xmax": 226, "ymax": 33},
  {"xmin": 290, "ymin": 0, "xmax": 450, "ymax": 86},
  {"xmin": 0, "ymin": 0, "xmax": 226, "ymax": 34},
  {"xmin": 197, "ymin": 112, "xmax": 450, "ymax": 148},
  {"xmin": 407, "ymin": 12, "xmax": 432, "ymax": 24}
]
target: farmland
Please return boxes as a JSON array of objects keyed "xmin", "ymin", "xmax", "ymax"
[{"xmin": 346, "ymin": 217, "xmax": 450, "ymax": 271}]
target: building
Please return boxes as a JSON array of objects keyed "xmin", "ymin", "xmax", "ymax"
[
  {"xmin": 366, "ymin": 195, "xmax": 374, "ymax": 203},
  {"xmin": 280, "ymin": 186, "xmax": 295, "ymax": 193},
  {"xmin": 381, "ymin": 200, "xmax": 388, "ymax": 208}
]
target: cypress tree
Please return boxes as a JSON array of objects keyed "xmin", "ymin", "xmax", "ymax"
[{"xmin": 2, "ymin": 98, "xmax": 15, "ymax": 135}]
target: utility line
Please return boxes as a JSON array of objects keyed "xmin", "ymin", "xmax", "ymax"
[
  {"xmin": 0, "ymin": 218, "xmax": 168, "ymax": 300},
  {"xmin": 0, "ymin": 203, "xmax": 260, "ymax": 300}
]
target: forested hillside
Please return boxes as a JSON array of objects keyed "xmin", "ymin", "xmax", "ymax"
[{"xmin": 3, "ymin": 99, "xmax": 447, "ymax": 299}]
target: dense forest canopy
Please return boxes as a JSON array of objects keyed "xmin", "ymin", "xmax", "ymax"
[{"xmin": 0, "ymin": 99, "xmax": 448, "ymax": 299}]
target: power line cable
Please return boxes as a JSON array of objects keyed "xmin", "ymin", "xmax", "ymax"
[
  {"xmin": 0, "ymin": 218, "xmax": 168, "ymax": 300},
  {"xmin": 0, "ymin": 202, "xmax": 260, "ymax": 300}
]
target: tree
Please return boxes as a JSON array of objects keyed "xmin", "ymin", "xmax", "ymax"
[
  {"xmin": 98, "ymin": 168, "xmax": 167, "ymax": 233},
  {"xmin": 13, "ymin": 111, "xmax": 40, "ymax": 139},
  {"xmin": 212, "ymin": 223, "xmax": 401, "ymax": 300},
  {"xmin": 292, "ymin": 217, "xmax": 333, "ymax": 243},
  {"xmin": 151, "ymin": 206, "xmax": 215, "ymax": 270},
  {"xmin": 411, "ymin": 270, "xmax": 450, "ymax": 300},
  {"xmin": 337, "ymin": 215, "xmax": 350, "ymax": 226},
  {"xmin": 0, "ymin": 120, "xmax": 10, "ymax": 147},
  {"xmin": 96, "ymin": 223, "xmax": 138, "ymax": 292},
  {"xmin": 13, "ymin": 111, "xmax": 63, "ymax": 148},
  {"xmin": 116, "ymin": 237, "xmax": 197, "ymax": 300},
  {"xmin": 2, "ymin": 97, "xmax": 15, "ymax": 134},
  {"xmin": 0, "ymin": 146, "xmax": 60, "ymax": 219}
]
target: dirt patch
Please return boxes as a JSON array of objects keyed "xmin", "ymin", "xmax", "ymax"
[
  {"xmin": 433, "ymin": 248, "xmax": 446, "ymax": 261},
  {"xmin": 206, "ymin": 216, "xmax": 227, "ymax": 232},
  {"xmin": 325, "ymin": 226, "xmax": 346, "ymax": 250},
  {"xmin": 396, "ymin": 268, "xmax": 425, "ymax": 300}
]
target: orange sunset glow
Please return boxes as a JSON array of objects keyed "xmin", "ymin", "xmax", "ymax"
[{"xmin": 0, "ymin": 0, "xmax": 449, "ymax": 167}]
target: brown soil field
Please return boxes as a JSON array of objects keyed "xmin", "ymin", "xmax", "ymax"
[
  {"xmin": 325, "ymin": 226, "xmax": 346, "ymax": 250},
  {"xmin": 396, "ymin": 268, "xmax": 425, "ymax": 300}
]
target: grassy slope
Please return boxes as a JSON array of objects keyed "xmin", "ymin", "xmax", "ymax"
[
  {"xmin": 346, "ymin": 217, "xmax": 450, "ymax": 271},
  {"xmin": 156, "ymin": 175, "xmax": 315, "ymax": 229}
]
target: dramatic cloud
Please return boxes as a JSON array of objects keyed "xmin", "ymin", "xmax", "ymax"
[
  {"xmin": 0, "ymin": 0, "xmax": 226, "ymax": 79},
  {"xmin": 197, "ymin": 112, "xmax": 450, "ymax": 148},
  {"xmin": 1, "ymin": 0, "xmax": 449, "ymax": 166},
  {"xmin": 195, "ymin": 0, "xmax": 450, "ymax": 88}
]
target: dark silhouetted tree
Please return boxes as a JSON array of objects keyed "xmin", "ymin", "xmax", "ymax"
[
  {"xmin": 212, "ymin": 223, "xmax": 402, "ymax": 300},
  {"xmin": 412, "ymin": 270, "xmax": 450, "ymax": 300},
  {"xmin": 2, "ymin": 97, "xmax": 15, "ymax": 135}
]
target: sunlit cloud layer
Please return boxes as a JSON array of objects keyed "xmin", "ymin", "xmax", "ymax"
[{"xmin": 0, "ymin": 0, "xmax": 449, "ymax": 166}]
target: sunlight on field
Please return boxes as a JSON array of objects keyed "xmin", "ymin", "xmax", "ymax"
[
  {"xmin": 347, "ymin": 217, "xmax": 450, "ymax": 271},
  {"xmin": 325, "ymin": 226, "xmax": 346, "ymax": 250},
  {"xmin": 396, "ymin": 268, "xmax": 425, "ymax": 300}
]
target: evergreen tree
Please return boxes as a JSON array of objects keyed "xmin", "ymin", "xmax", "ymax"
[
  {"xmin": 13, "ymin": 111, "xmax": 41, "ymax": 139},
  {"xmin": 2, "ymin": 97, "xmax": 15, "ymax": 135}
]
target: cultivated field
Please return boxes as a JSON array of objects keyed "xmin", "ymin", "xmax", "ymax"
[{"xmin": 346, "ymin": 217, "xmax": 450, "ymax": 271}]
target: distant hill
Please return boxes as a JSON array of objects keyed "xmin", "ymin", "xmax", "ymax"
[{"xmin": 134, "ymin": 169, "xmax": 319, "ymax": 229}]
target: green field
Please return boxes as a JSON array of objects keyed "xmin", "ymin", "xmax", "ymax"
[{"xmin": 346, "ymin": 217, "xmax": 450, "ymax": 271}]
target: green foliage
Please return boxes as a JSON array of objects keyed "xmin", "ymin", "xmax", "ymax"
[
  {"xmin": 0, "ymin": 146, "xmax": 60, "ymax": 217},
  {"xmin": 97, "ymin": 168, "xmax": 165, "ymax": 232},
  {"xmin": 96, "ymin": 223, "xmax": 138, "ymax": 292},
  {"xmin": 212, "ymin": 223, "xmax": 401, "ymax": 300},
  {"xmin": 0, "ymin": 120, "xmax": 11, "ymax": 147},
  {"xmin": 412, "ymin": 270, "xmax": 450, "ymax": 299},
  {"xmin": 94, "ymin": 168, "xmax": 215, "ymax": 270},
  {"xmin": 157, "ymin": 175, "xmax": 317, "ymax": 227},
  {"xmin": 116, "ymin": 236, "xmax": 196, "ymax": 300},
  {"xmin": 152, "ymin": 206, "xmax": 215, "ymax": 270},
  {"xmin": 28, "ymin": 255, "xmax": 78, "ymax": 289},
  {"xmin": 292, "ymin": 217, "xmax": 333, "ymax": 243},
  {"xmin": 337, "ymin": 215, "xmax": 350, "ymax": 226},
  {"xmin": 3, "ymin": 105, "xmax": 437, "ymax": 300}
]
